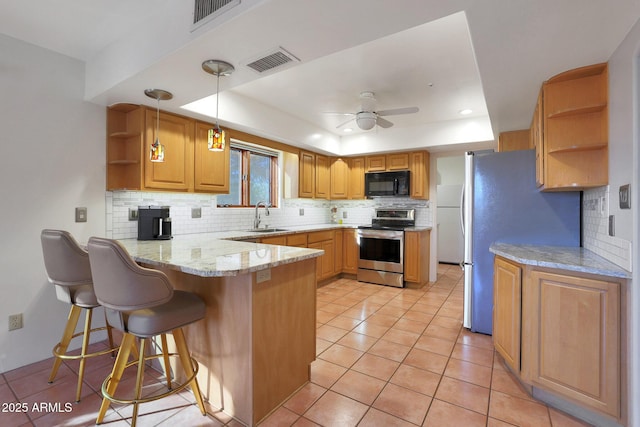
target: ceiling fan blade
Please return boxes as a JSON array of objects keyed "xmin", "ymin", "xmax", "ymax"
[
  {"xmin": 376, "ymin": 106, "xmax": 419, "ymax": 116},
  {"xmin": 376, "ymin": 116, "xmax": 394, "ymax": 128},
  {"xmin": 323, "ymin": 112, "xmax": 356, "ymax": 116},
  {"xmin": 336, "ymin": 117, "xmax": 355, "ymax": 128}
]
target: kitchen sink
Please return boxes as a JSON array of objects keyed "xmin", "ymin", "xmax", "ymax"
[{"xmin": 246, "ymin": 228, "xmax": 287, "ymax": 233}]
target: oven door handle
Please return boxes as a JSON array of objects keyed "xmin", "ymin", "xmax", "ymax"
[{"xmin": 357, "ymin": 229, "xmax": 404, "ymax": 240}]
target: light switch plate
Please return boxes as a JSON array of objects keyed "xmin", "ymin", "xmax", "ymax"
[
  {"xmin": 75, "ymin": 207, "xmax": 87, "ymax": 223},
  {"xmin": 609, "ymin": 215, "xmax": 615, "ymax": 237},
  {"xmin": 619, "ymin": 184, "xmax": 631, "ymax": 209}
]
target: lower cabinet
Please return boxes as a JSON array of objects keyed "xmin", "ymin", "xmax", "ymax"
[
  {"xmin": 493, "ymin": 257, "xmax": 522, "ymax": 372},
  {"xmin": 308, "ymin": 230, "xmax": 335, "ymax": 281},
  {"xmin": 493, "ymin": 256, "xmax": 624, "ymax": 421},
  {"xmin": 404, "ymin": 230, "xmax": 430, "ymax": 285},
  {"xmin": 343, "ymin": 229, "xmax": 359, "ymax": 274}
]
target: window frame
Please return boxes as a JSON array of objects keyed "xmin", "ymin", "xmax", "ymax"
[{"xmin": 217, "ymin": 140, "xmax": 279, "ymax": 208}]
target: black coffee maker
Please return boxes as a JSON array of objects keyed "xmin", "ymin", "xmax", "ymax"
[{"xmin": 137, "ymin": 206, "xmax": 172, "ymax": 240}]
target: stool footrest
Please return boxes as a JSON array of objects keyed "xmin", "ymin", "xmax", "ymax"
[
  {"xmin": 101, "ymin": 352, "xmax": 200, "ymax": 406},
  {"xmin": 52, "ymin": 326, "xmax": 118, "ymax": 360}
]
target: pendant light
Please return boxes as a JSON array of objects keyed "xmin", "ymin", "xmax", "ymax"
[
  {"xmin": 201, "ymin": 60, "xmax": 234, "ymax": 151},
  {"xmin": 144, "ymin": 89, "xmax": 173, "ymax": 162}
]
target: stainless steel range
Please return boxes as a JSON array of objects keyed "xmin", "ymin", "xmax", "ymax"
[{"xmin": 357, "ymin": 208, "xmax": 415, "ymax": 288}]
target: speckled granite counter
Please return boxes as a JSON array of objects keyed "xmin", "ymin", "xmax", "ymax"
[
  {"xmin": 490, "ymin": 242, "xmax": 631, "ymax": 279},
  {"xmin": 117, "ymin": 233, "xmax": 323, "ymax": 277}
]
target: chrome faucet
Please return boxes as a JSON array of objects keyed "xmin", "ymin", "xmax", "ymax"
[{"xmin": 254, "ymin": 201, "xmax": 271, "ymax": 229}]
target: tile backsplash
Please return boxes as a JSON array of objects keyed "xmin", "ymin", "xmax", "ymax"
[
  {"xmin": 582, "ymin": 186, "xmax": 632, "ymax": 271},
  {"xmin": 106, "ymin": 191, "xmax": 432, "ymax": 239}
]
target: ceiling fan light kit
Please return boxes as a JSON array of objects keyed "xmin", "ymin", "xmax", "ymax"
[{"xmin": 329, "ymin": 91, "xmax": 419, "ymax": 131}]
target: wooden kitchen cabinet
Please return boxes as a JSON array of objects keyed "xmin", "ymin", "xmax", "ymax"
[
  {"xmin": 315, "ymin": 155, "xmax": 330, "ymax": 199},
  {"xmin": 259, "ymin": 235, "xmax": 286, "ymax": 246},
  {"xmin": 193, "ymin": 121, "xmax": 230, "ymax": 193},
  {"xmin": 386, "ymin": 153, "xmax": 410, "ymax": 170},
  {"xmin": 144, "ymin": 108, "xmax": 194, "ymax": 191},
  {"xmin": 493, "ymin": 256, "xmax": 624, "ymax": 421},
  {"xmin": 348, "ymin": 157, "xmax": 365, "ymax": 199},
  {"xmin": 333, "ymin": 229, "xmax": 343, "ymax": 275},
  {"xmin": 527, "ymin": 270, "xmax": 620, "ymax": 418},
  {"xmin": 540, "ymin": 63, "xmax": 608, "ymax": 190},
  {"xmin": 498, "ymin": 129, "xmax": 531, "ymax": 152},
  {"xmin": 410, "ymin": 151, "xmax": 430, "ymax": 200},
  {"xmin": 106, "ymin": 104, "xmax": 144, "ymax": 190},
  {"xmin": 286, "ymin": 233, "xmax": 307, "ymax": 248},
  {"xmin": 343, "ymin": 229, "xmax": 359, "ymax": 274},
  {"xmin": 329, "ymin": 158, "xmax": 349, "ymax": 199},
  {"xmin": 299, "ymin": 151, "xmax": 315, "ymax": 198},
  {"xmin": 365, "ymin": 155, "xmax": 386, "ymax": 171},
  {"xmin": 493, "ymin": 257, "xmax": 522, "ymax": 372},
  {"xmin": 531, "ymin": 89, "xmax": 544, "ymax": 187},
  {"xmin": 404, "ymin": 229, "xmax": 430, "ymax": 285},
  {"xmin": 308, "ymin": 230, "xmax": 335, "ymax": 281}
]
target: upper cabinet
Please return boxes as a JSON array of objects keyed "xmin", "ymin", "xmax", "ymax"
[
  {"xmin": 498, "ymin": 129, "xmax": 531, "ymax": 152},
  {"xmin": 315, "ymin": 154, "xmax": 330, "ymax": 200},
  {"xmin": 106, "ymin": 104, "xmax": 230, "ymax": 194},
  {"xmin": 144, "ymin": 108, "xmax": 193, "ymax": 191},
  {"xmin": 537, "ymin": 63, "xmax": 608, "ymax": 191},
  {"xmin": 298, "ymin": 150, "xmax": 316, "ymax": 198},
  {"xmin": 410, "ymin": 151, "xmax": 429, "ymax": 200},
  {"xmin": 347, "ymin": 157, "xmax": 365, "ymax": 199},
  {"xmin": 193, "ymin": 121, "xmax": 230, "ymax": 193},
  {"xmin": 329, "ymin": 157, "xmax": 350, "ymax": 199}
]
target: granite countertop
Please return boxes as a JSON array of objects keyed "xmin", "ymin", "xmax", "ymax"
[
  {"xmin": 117, "ymin": 233, "xmax": 323, "ymax": 278},
  {"xmin": 490, "ymin": 242, "xmax": 631, "ymax": 279}
]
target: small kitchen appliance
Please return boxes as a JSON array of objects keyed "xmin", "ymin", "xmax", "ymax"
[
  {"xmin": 364, "ymin": 170, "xmax": 410, "ymax": 198},
  {"xmin": 357, "ymin": 208, "xmax": 415, "ymax": 287},
  {"xmin": 137, "ymin": 206, "xmax": 172, "ymax": 240}
]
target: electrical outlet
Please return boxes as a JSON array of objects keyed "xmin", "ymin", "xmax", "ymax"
[
  {"xmin": 343, "ymin": 211, "xmax": 348, "ymax": 219},
  {"xmin": 192, "ymin": 207, "xmax": 202, "ymax": 218},
  {"xmin": 128, "ymin": 208, "xmax": 138, "ymax": 221},
  {"xmin": 609, "ymin": 215, "xmax": 615, "ymax": 237},
  {"xmin": 8, "ymin": 313, "xmax": 23, "ymax": 331},
  {"xmin": 299, "ymin": 208, "xmax": 304, "ymax": 216},
  {"xmin": 619, "ymin": 184, "xmax": 631, "ymax": 209},
  {"xmin": 256, "ymin": 269, "xmax": 271, "ymax": 283},
  {"xmin": 75, "ymin": 207, "xmax": 87, "ymax": 223}
]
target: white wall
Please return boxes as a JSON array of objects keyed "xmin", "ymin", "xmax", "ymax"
[
  {"xmin": 0, "ymin": 35, "xmax": 106, "ymax": 372},
  {"xmin": 582, "ymin": 16, "xmax": 640, "ymax": 427}
]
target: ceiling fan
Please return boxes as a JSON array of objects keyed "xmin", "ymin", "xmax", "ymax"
[{"xmin": 328, "ymin": 91, "xmax": 419, "ymax": 131}]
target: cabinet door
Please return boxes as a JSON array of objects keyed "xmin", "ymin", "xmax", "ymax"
[
  {"xmin": 330, "ymin": 158, "xmax": 349, "ymax": 199},
  {"xmin": 260, "ymin": 236, "xmax": 286, "ymax": 246},
  {"xmin": 286, "ymin": 233, "xmax": 307, "ymax": 248},
  {"xmin": 498, "ymin": 130, "xmax": 531, "ymax": 152},
  {"xmin": 299, "ymin": 151, "xmax": 315, "ymax": 198},
  {"xmin": 333, "ymin": 229, "xmax": 343, "ymax": 274},
  {"xmin": 194, "ymin": 121, "xmax": 230, "ymax": 193},
  {"xmin": 307, "ymin": 241, "xmax": 324, "ymax": 280},
  {"xmin": 366, "ymin": 155, "xmax": 386, "ymax": 171},
  {"xmin": 315, "ymin": 155, "xmax": 330, "ymax": 199},
  {"xmin": 528, "ymin": 270, "xmax": 620, "ymax": 418},
  {"xmin": 532, "ymin": 89, "xmax": 544, "ymax": 187},
  {"xmin": 493, "ymin": 257, "xmax": 522, "ymax": 372},
  {"xmin": 410, "ymin": 151, "xmax": 429, "ymax": 200},
  {"xmin": 348, "ymin": 157, "xmax": 365, "ymax": 199},
  {"xmin": 404, "ymin": 231, "xmax": 420, "ymax": 283},
  {"xmin": 387, "ymin": 153, "xmax": 410, "ymax": 170},
  {"xmin": 321, "ymin": 239, "xmax": 335, "ymax": 279},
  {"xmin": 343, "ymin": 229, "xmax": 358, "ymax": 274},
  {"xmin": 144, "ymin": 109, "xmax": 193, "ymax": 191}
]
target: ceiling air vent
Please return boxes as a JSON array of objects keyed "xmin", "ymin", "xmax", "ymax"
[
  {"xmin": 192, "ymin": 0, "xmax": 240, "ymax": 30},
  {"xmin": 246, "ymin": 47, "xmax": 300, "ymax": 73}
]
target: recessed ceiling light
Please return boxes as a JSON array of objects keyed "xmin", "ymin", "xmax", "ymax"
[
  {"xmin": 459, "ymin": 109, "xmax": 473, "ymax": 115},
  {"xmin": 343, "ymin": 128, "xmax": 353, "ymax": 132}
]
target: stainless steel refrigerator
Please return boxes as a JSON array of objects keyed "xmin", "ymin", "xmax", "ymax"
[{"xmin": 461, "ymin": 150, "xmax": 581, "ymax": 334}]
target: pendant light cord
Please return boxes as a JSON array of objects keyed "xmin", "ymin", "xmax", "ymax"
[
  {"xmin": 156, "ymin": 98, "xmax": 160, "ymax": 143},
  {"xmin": 215, "ymin": 69, "xmax": 220, "ymax": 128}
]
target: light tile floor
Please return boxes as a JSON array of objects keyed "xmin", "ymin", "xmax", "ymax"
[{"xmin": 0, "ymin": 264, "xmax": 593, "ymax": 426}]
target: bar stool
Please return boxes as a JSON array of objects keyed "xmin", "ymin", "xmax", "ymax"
[
  {"xmin": 86, "ymin": 236, "xmax": 206, "ymax": 426},
  {"xmin": 40, "ymin": 229, "xmax": 116, "ymax": 403}
]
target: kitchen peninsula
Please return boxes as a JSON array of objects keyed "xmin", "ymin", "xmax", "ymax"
[{"xmin": 117, "ymin": 234, "xmax": 323, "ymax": 426}]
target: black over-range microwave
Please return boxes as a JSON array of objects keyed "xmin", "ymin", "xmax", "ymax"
[{"xmin": 364, "ymin": 170, "xmax": 410, "ymax": 197}]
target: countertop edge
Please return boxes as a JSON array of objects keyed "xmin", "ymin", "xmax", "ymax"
[{"xmin": 490, "ymin": 243, "xmax": 631, "ymax": 279}]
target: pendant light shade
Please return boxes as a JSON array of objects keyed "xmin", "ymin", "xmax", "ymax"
[
  {"xmin": 202, "ymin": 60, "xmax": 234, "ymax": 152},
  {"xmin": 144, "ymin": 89, "xmax": 173, "ymax": 162}
]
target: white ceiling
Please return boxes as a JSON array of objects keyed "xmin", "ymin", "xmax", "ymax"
[{"xmin": 2, "ymin": 0, "xmax": 639, "ymax": 155}]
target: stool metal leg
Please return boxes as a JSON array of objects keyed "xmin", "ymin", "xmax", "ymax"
[
  {"xmin": 173, "ymin": 328, "xmax": 206, "ymax": 415},
  {"xmin": 130, "ymin": 338, "xmax": 147, "ymax": 427},
  {"xmin": 49, "ymin": 305, "xmax": 82, "ymax": 383},
  {"xmin": 74, "ymin": 308, "xmax": 93, "ymax": 402},
  {"xmin": 97, "ymin": 333, "xmax": 136, "ymax": 424},
  {"xmin": 160, "ymin": 334, "xmax": 172, "ymax": 390}
]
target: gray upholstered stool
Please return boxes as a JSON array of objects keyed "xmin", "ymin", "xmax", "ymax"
[
  {"xmin": 87, "ymin": 236, "xmax": 206, "ymax": 426},
  {"xmin": 40, "ymin": 229, "xmax": 116, "ymax": 403}
]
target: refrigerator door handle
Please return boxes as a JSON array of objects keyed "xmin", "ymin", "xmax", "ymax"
[{"xmin": 459, "ymin": 183, "xmax": 465, "ymax": 237}]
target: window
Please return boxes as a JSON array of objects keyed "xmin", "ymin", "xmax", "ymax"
[{"xmin": 217, "ymin": 141, "xmax": 279, "ymax": 207}]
